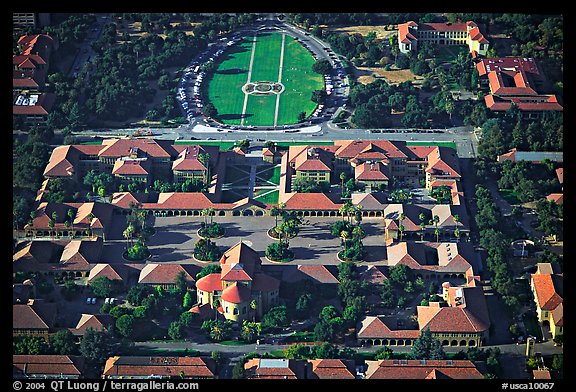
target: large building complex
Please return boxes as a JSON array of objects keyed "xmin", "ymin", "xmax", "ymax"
[{"xmin": 398, "ymin": 21, "xmax": 489, "ymax": 56}]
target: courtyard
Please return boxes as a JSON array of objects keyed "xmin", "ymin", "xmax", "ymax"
[{"xmin": 101, "ymin": 215, "xmax": 388, "ymax": 266}]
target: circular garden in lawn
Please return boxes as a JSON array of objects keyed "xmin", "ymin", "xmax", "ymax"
[{"xmin": 206, "ymin": 31, "xmax": 324, "ymax": 126}]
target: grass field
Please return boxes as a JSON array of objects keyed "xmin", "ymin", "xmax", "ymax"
[
  {"xmin": 207, "ymin": 32, "xmax": 323, "ymax": 126},
  {"xmin": 406, "ymin": 141, "xmax": 457, "ymax": 150}
]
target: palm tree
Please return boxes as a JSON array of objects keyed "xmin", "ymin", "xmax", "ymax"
[
  {"xmin": 433, "ymin": 215, "xmax": 440, "ymax": 242},
  {"xmin": 123, "ymin": 224, "xmax": 135, "ymax": 249},
  {"xmin": 454, "ymin": 228, "xmax": 460, "ymax": 242},
  {"xmin": 340, "ymin": 172, "xmax": 347, "ymax": 194},
  {"xmin": 67, "ymin": 209, "xmax": 75, "ymax": 238},
  {"xmin": 207, "ymin": 206, "xmax": 215, "ymax": 225},
  {"xmin": 48, "ymin": 219, "xmax": 55, "ymax": 238},
  {"xmin": 352, "ymin": 225, "xmax": 364, "ymax": 241},
  {"xmin": 419, "ymin": 212, "xmax": 426, "ymax": 241},
  {"xmin": 51, "ymin": 211, "xmax": 58, "ymax": 223},
  {"xmin": 138, "ymin": 210, "xmax": 147, "ymax": 231},
  {"xmin": 250, "ymin": 299, "xmax": 258, "ymax": 322},
  {"xmin": 341, "ymin": 230, "xmax": 349, "ymax": 250},
  {"xmin": 201, "ymin": 208, "xmax": 210, "ymax": 226},
  {"xmin": 270, "ymin": 206, "xmax": 280, "ymax": 229},
  {"xmin": 355, "ymin": 205, "xmax": 364, "ymax": 225},
  {"xmin": 64, "ymin": 220, "xmax": 71, "ymax": 237},
  {"xmin": 398, "ymin": 212, "xmax": 405, "ymax": 241}
]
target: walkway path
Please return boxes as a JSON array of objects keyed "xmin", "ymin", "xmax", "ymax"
[
  {"xmin": 240, "ymin": 34, "xmax": 258, "ymax": 126},
  {"xmin": 273, "ymin": 33, "xmax": 286, "ymax": 127}
]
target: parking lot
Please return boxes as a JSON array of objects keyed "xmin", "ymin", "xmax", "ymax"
[{"xmin": 100, "ymin": 214, "xmax": 388, "ymax": 266}]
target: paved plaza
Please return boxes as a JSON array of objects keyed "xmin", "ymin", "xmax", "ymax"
[{"xmin": 101, "ymin": 214, "xmax": 388, "ymax": 266}]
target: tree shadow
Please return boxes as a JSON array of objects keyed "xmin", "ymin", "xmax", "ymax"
[
  {"xmin": 222, "ymin": 223, "xmax": 253, "ymax": 238},
  {"xmin": 148, "ymin": 232, "xmax": 193, "ymax": 246},
  {"xmin": 291, "ymin": 246, "xmax": 335, "ymax": 261},
  {"xmin": 217, "ymin": 68, "xmax": 247, "ymax": 75},
  {"xmin": 362, "ymin": 245, "xmax": 388, "ymax": 263}
]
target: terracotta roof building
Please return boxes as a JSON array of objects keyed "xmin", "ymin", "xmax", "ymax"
[
  {"xmin": 70, "ymin": 314, "xmax": 115, "ymax": 337},
  {"xmin": 13, "ymin": 299, "xmax": 57, "ymax": 338},
  {"xmin": 531, "ymin": 263, "xmax": 563, "ymax": 339},
  {"xmin": 194, "ymin": 242, "xmax": 280, "ymax": 322},
  {"xmin": 496, "ymin": 149, "xmax": 563, "ymax": 164},
  {"xmin": 357, "ymin": 316, "xmax": 421, "ymax": 346},
  {"xmin": 477, "ymin": 57, "xmax": 562, "ymax": 117},
  {"xmin": 13, "ymin": 355, "xmax": 85, "ymax": 379},
  {"xmin": 13, "ymin": 92, "xmax": 55, "ymax": 125},
  {"xmin": 397, "ymin": 21, "xmax": 489, "ymax": 56},
  {"xmin": 102, "ymin": 356, "xmax": 217, "ymax": 379},
  {"xmin": 13, "ymin": 238, "xmax": 102, "ymax": 278},
  {"xmin": 365, "ymin": 359, "xmax": 486, "ymax": 379},
  {"xmin": 307, "ymin": 359, "xmax": 356, "ymax": 379},
  {"xmin": 244, "ymin": 358, "xmax": 307, "ymax": 379},
  {"xmin": 138, "ymin": 263, "xmax": 199, "ymax": 290}
]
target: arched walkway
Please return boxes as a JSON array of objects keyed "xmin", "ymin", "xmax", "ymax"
[
  {"xmin": 442, "ymin": 340, "xmax": 449, "ymax": 346},
  {"xmin": 255, "ymin": 210, "xmax": 264, "ymax": 216},
  {"xmin": 243, "ymin": 209, "xmax": 253, "ymax": 216},
  {"xmin": 459, "ymin": 340, "xmax": 467, "ymax": 347},
  {"xmin": 450, "ymin": 340, "xmax": 458, "ymax": 346},
  {"xmin": 468, "ymin": 340, "xmax": 476, "ymax": 347}
]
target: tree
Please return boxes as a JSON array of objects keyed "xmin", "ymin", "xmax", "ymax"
[
  {"xmin": 168, "ymin": 321, "xmax": 183, "ymax": 340},
  {"xmin": 250, "ymin": 299, "xmax": 258, "ymax": 322},
  {"xmin": 179, "ymin": 312, "xmax": 198, "ymax": 328},
  {"xmin": 389, "ymin": 264, "xmax": 410, "ymax": 286},
  {"xmin": 49, "ymin": 330, "xmax": 78, "ymax": 355},
  {"xmin": 80, "ymin": 328, "xmax": 121, "ymax": 367},
  {"xmin": 240, "ymin": 320, "xmax": 261, "ymax": 343},
  {"xmin": 115, "ymin": 314, "xmax": 135, "ymax": 337},
  {"xmin": 410, "ymin": 328, "xmax": 446, "ymax": 360},
  {"xmin": 182, "ymin": 292, "xmax": 193, "ymax": 309},
  {"xmin": 374, "ymin": 346, "xmax": 393, "ymax": 359},
  {"xmin": 196, "ymin": 264, "xmax": 222, "ymax": 280},
  {"xmin": 261, "ymin": 305, "xmax": 289, "ymax": 331},
  {"xmin": 90, "ymin": 276, "xmax": 117, "ymax": 298},
  {"xmin": 126, "ymin": 284, "xmax": 153, "ymax": 306}
]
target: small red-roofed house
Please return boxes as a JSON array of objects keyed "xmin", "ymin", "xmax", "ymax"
[
  {"xmin": 244, "ymin": 358, "xmax": 306, "ymax": 379},
  {"xmin": 531, "ymin": 263, "xmax": 563, "ymax": 339},
  {"xmin": 546, "ymin": 193, "xmax": 563, "ymax": 205},
  {"xmin": 307, "ymin": 359, "xmax": 356, "ymax": 379},
  {"xmin": 357, "ymin": 316, "xmax": 421, "ymax": 347},
  {"xmin": 138, "ymin": 263, "xmax": 199, "ymax": 290},
  {"xmin": 69, "ymin": 314, "xmax": 115, "ymax": 339}
]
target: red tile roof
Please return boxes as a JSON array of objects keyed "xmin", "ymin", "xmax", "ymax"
[
  {"xmin": 419, "ymin": 22, "xmax": 469, "ymax": 32},
  {"xmin": 98, "ymin": 139, "xmax": 175, "ymax": 159},
  {"xmin": 220, "ymin": 241, "xmax": 261, "ymax": 278},
  {"xmin": 308, "ymin": 359, "xmax": 356, "ymax": 379},
  {"xmin": 13, "ymin": 300, "xmax": 56, "ymax": 331},
  {"xmin": 546, "ymin": 193, "xmax": 563, "ymax": 204},
  {"xmin": 13, "ymin": 355, "xmax": 84, "ymax": 378},
  {"xmin": 112, "ymin": 158, "xmax": 151, "ymax": 176},
  {"xmin": 251, "ymin": 273, "xmax": 280, "ymax": 292},
  {"xmin": 531, "ymin": 273, "xmax": 563, "ymax": 311},
  {"xmin": 88, "ymin": 264, "xmax": 128, "ymax": 283},
  {"xmin": 355, "ymin": 161, "xmax": 389, "ymax": 181},
  {"xmin": 297, "ymin": 265, "xmax": 340, "ymax": 284},
  {"xmin": 72, "ymin": 314, "xmax": 114, "ymax": 336},
  {"xmin": 335, "ymin": 140, "xmax": 408, "ymax": 160},
  {"xmin": 476, "ymin": 57, "xmax": 540, "ymax": 77},
  {"xmin": 366, "ymin": 359, "xmax": 484, "ymax": 379},
  {"xmin": 555, "ymin": 168, "xmax": 563, "ymax": 185},
  {"xmin": 244, "ymin": 358, "xmax": 306, "ymax": 379},
  {"xmin": 357, "ymin": 316, "xmax": 421, "ymax": 339},
  {"xmin": 103, "ymin": 356, "xmax": 216, "ymax": 378},
  {"xmin": 468, "ymin": 26, "xmax": 489, "ymax": 43},
  {"xmin": 283, "ymin": 192, "xmax": 342, "ymax": 210},
  {"xmin": 13, "ymin": 92, "xmax": 55, "ymax": 116},
  {"xmin": 172, "ymin": 145, "xmax": 208, "ymax": 171},
  {"xmin": 195, "ymin": 273, "xmax": 222, "ymax": 293},
  {"xmin": 398, "ymin": 22, "xmax": 418, "ymax": 43},
  {"xmin": 138, "ymin": 264, "xmax": 197, "ymax": 285},
  {"xmin": 221, "ymin": 283, "xmax": 251, "ymax": 304},
  {"xmin": 485, "ymin": 94, "xmax": 563, "ymax": 112}
]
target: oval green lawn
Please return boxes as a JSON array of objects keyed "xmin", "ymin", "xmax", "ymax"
[{"xmin": 207, "ymin": 31, "xmax": 324, "ymax": 126}]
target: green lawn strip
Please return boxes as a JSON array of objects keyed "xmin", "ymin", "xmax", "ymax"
[
  {"xmin": 268, "ymin": 349, "xmax": 285, "ymax": 358},
  {"xmin": 255, "ymin": 165, "xmax": 280, "ymax": 184},
  {"xmin": 128, "ymin": 347, "xmax": 201, "ymax": 357},
  {"xmin": 277, "ymin": 38, "xmax": 324, "ymax": 124},
  {"xmin": 207, "ymin": 39, "xmax": 253, "ymax": 126},
  {"xmin": 250, "ymin": 32, "xmax": 283, "ymax": 82},
  {"xmin": 275, "ymin": 141, "xmax": 334, "ymax": 147},
  {"xmin": 254, "ymin": 190, "xmax": 279, "ymax": 205},
  {"xmin": 244, "ymin": 94, "xmax": 278, "ymax": 126},
  {"xmin": 406, "ymin": 141, "xmax": 457, "ymax": 150},
  {"xmin": 218, "ymin": 340, "xmax": 249, "ymax": 346},
  {"xmin": 174, "ymin": 140, "xmax": 237, "ymax": 150}
]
